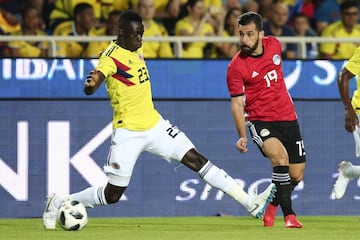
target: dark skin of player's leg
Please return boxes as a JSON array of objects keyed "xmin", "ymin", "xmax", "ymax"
[{"xmin": 104, "ymin": 148, "xmax": 208, "ymax": 203}]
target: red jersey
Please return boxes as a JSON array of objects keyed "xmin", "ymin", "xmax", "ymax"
[{"xmin": 226, "ymin": 36, "xmax": 297, "ymax": 122}]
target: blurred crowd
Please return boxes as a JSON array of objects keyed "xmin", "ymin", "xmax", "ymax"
[{"xmin": 0, "ymin": 0, "xmax": 360, "ymax": 59}]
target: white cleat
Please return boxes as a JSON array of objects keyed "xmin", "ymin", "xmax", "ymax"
[
  {"xmin": 43, "ymin": 193, "xmax": 59, "ymax": 229},
  {"xmin": 333, "ymin": 161, "xmax": 353, "ymax": 199},
  {"xmin": 248, "ymin": 183, "xmax": 277, "ymax": 219}
]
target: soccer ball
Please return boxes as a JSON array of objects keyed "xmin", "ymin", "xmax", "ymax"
[{"xmin": 57, "ymin": 200, "xmax": 88, "ymax": 231}]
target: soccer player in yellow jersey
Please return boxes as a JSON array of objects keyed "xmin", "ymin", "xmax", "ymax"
[
  {"xmin": 42, "ymin": 10, "xmax": 276, "ymax": 229},
  {"xmin": 333, "ymin": 46, "xmax": 360, "ymax": 199}
]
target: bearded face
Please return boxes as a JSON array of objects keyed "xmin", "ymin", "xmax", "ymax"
[{"xmin": 240, "ymin": 37, "xmax": 259, "ymax": 56}]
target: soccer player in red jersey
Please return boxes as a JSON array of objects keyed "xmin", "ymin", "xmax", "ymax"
[{"xmin": 226, "ymin": 11, "xmax": 306, "ymax": 228}]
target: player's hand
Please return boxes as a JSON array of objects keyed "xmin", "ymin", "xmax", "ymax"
[
  {"xmin": 85, "ymin": 70, "xmax": 96, "ymax": 87},
  {"xmin": 345, "ymin": 109, "xmax": 359, "ymax": 132},
  {"xmin": 236, "ymin": 137, "xmax": 248, "ymax": 153},
  {"xmin": 84, "ymin": 70, "xmax": 98, "ymax": 95}
]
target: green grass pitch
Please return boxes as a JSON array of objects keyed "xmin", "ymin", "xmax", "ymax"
[{"xmin": 1, "ymin": 216, "xmax": 360, "ymax": 240}]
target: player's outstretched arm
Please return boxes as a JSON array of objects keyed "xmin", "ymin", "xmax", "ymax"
[{"xmin": 84, "ymin": 69, "xmax": 105, "ymax": 95}]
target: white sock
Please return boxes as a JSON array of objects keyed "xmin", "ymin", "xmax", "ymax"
[
  {"xmin": 199, "ymin": 161, "xmax": 251, "ymax": 209},
  {"xmin": 344, "ymin": 164, "xmax": 360, "ymax": 178},
  {"xmin": 70, "ymin": 186, "xmax": 108, "ymax": 208}
]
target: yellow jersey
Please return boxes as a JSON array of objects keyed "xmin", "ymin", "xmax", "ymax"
[
  {"xmin": 143, "ymin": 20, "xmax": 173, "ymax": 58},
  {"xmin": 345, "ymin": 47, "xmax": 360, "ymax": 113},
  {"xmin": 97, "ymin": 41, "xmax": 160, "ymax": 130},
  {"xmin": 8, "ymin": 29, "xmax": 48, "ymax": 57},
  {"xmin": 320, "ymin": 20, "xmax": 360, "ymax": 59},
  {"xmin": 49, "ymin": 0, "xmax": 114, "ymax": 21},
  {"xmin": 175, "ymin": 17, "xmax": 214, "ymax": 58},
  {"xmin": 129, "ymin": 0, "xmax": 169, "ymax": 12},
  {"xmin": 112, "ymin": 0, "xmax": 130, "ymax": 10},
  {"xmin": 54, "ymin": 21, "xmax": 102, "ymax": 58},
  {"xmin": 204, "ymin": 0, "xmax": 222, "ymax": 8},
  {"xmin": 0, "ymin": 12, "xmax": 20, "ymax": 34},
  {"xmin": 86, "ymin": 27, "xmax": 113, "ymax": 58}
]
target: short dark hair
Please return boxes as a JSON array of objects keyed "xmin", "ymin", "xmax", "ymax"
[
  {"xmin": 340, "ymin": 0, "xmax": 359, "ymax": 12},
  {"xmin": 118, "ymin": 9, "xmax": 142, "ymax": 29},
  {"xmin": 237, "ymin": 11, "xmax": 263, "ymax": 31},
  {"xmin": 74, "ymin": 3, "xmax": 93, "ymax": 16}
]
